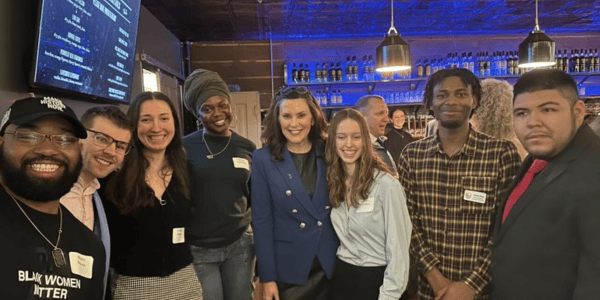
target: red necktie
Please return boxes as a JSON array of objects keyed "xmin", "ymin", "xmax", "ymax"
[{"xmin": 502, "ymin": 159, "xmax": 548, "ymax": 222}]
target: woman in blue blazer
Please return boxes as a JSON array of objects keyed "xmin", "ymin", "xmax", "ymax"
[{"xmin": 252, "ymin": 87, "xmax": 339, "ymax": 300}]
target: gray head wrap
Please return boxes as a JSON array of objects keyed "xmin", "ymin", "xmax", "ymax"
[{"xmin": 183, "ymin": 69, "xmax": 231, "ymax": 118}]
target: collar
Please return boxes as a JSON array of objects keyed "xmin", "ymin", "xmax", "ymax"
[
  {"xmin": 73, "ymin": 175, "xmax": 101, "ymax": 196},
  {"xmin": 427, "ymin": 125, "xmax": 478, "ymax": 157},
  {"xmin": 370, "ymin": 133, "xmax": 387, "ymax": 144}
]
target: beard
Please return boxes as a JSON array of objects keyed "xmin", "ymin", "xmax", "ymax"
[
  {"xmin": 438, "ymin": 118, "xmax": 465, "ymax": 129},
  {"xmin": 0, "ymin": 148, "xmax": 82, "ymax": 202}
]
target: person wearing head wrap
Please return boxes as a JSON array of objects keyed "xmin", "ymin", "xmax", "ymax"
[{"xmin": 182, "ymin": 69, "xmax": 257, "ymax": 300}]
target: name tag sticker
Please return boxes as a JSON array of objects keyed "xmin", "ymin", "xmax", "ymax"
[
  {"xmin": 69, "ymin": 252, "xmax": 94, "ymax": 279},
  {"xmin": 356, "ymin": 197, "xmax": 375, "ymax": 213},
  {"xmin": 173, "ymin": 228, "xmax": 185, "ymax": 244},
  {"xmin": 233, "ymin": 157, "xmax": 250, "ymax": 170},
  {"xmin": 464, "ymin": 190, "xmax": 487, "ymax": 204}
]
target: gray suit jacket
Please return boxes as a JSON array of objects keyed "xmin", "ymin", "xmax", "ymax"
[{"xmin": 492, "ymin": 124, "xmax": 600, "ymax": 300}]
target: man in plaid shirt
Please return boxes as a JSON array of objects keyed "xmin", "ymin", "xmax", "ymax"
[{"xmin": 397, "ymin": 69, "xmax": 520, "ymax": 300}]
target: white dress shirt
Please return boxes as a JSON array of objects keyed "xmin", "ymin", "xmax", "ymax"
[{"xmin": 331, "ymin": 170, "xmax": 412, "ymax": 300}]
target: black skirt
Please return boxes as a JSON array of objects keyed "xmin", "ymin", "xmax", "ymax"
[
  {"xmin": 332, "ymin": 257, "xmax": 386, "ymax": 300},
  {"xmin": 276, "ymin": 256, "xmax": 332, "ymax": 300}
]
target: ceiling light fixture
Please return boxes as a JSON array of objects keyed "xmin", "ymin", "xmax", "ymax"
[
  {"xmin": 518, "ymin": 0, "xmax": 556, "ymax": 68},
  {"xmin": 376, "ymin": 0, "xmax": 410, "ymax": 72}
]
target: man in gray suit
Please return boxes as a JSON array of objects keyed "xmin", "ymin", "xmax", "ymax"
[{"xmin": 492, "ymin": 69, "xmax": 600, "ymax": 299}]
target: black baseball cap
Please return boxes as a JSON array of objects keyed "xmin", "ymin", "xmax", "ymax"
[{"xmin": 0, "ymin": 97, "xmax": 87, "ymax": 138}]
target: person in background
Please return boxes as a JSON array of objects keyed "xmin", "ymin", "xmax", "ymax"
[
  {"xmin": 385, "ymin": 108, "xmax": 415, "ymax": 164},
  {"xmin": 471, "ymin": 79, "xmax": 527, "ymax": 160},
  {"xmin": 326, "ymin": 108, "xmax": 411, "ymax": 300},
  {"xmin": 252, "ymin": 86, "xmax": 338, "ymax": 300},
  {"xmin": 355, "ymin": 95, "xmax": 398, "ymax": 178},
  {"xmin": 103, "ymin": 92, "xmax": 202, "ymax": 300},
  {"xmin": 492, "ymin": 69, "xmax": 600, "ymax": 300},
  {"xmin": 60, "ymin": 106, "xmax": 132, "ymax": 298},
  {"xmin": 397, "ymin": 69, "xmax": 520, "ymax": 300},
  {"xmin": 182, "ymin": 69, "xmax": 256, "ymax": 300},
  {"xmin": 0, "ymin": 97, "xmax": 106, "ymax": 299}
]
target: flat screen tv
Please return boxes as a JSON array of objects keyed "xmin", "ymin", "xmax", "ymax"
[{"xmin": 31, "ymin": 0, "xmax": 142, "ymax": 103}]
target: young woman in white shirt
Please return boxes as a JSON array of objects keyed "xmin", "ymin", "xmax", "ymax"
[{"xmin": 325, "ymin": 108, "xmax": 412, "ymax": 300}]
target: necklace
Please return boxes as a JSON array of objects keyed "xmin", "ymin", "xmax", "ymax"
[
  {"xmin": 392, "ymin": 128, "xmax": 405, "ymax": 138},
  {"xmin": 202, "ymin": 129, "xmax": 232, "ymax": 159},
  {"xmin": 11, "ymin": 195, "xmax": 67, "ymax": 268}
]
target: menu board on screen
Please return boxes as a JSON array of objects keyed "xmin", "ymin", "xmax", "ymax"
[{"xmin": 32, "ymin": 0, "xmax": 141, "ymax": 103}]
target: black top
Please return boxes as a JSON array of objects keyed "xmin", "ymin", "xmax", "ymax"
[
  {"xmin": 0, "ymin": 186, "xmax": 106, "ymax": 299},
  {"xmin": 183, "ymin": 129, "xmax": 256, "ymax": 248},
  {"xmin": 385, "ymin": 128, "xmax": 415, "ymax": 163},
  {"xmin": 290, "ymin": 147, "xmax": 317, "ymax": 200},
  {"xmin": 100, "ymin": 176, "xmax": 193, "ymax": 277}
]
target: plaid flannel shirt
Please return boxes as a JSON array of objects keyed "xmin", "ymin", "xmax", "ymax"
[{"xmin": 397, "ymin": 128, "xmax": 520, "ymax": 300}]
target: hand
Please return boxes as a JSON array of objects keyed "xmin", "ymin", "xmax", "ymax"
[
  {"xmin": 262, "ymin": 281, "xmax": 280, "ymax": 300},
  {"xmin": 437, "ymin": 282, "xmax": 475, "ymax": 300},
  {"xmin": 425, "ymin": 268, "xmax": 452, "ymax": 297}
]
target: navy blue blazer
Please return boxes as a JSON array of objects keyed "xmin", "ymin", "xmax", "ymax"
[{"xmin": 252, "ymin": 146, "xmax": 339, "ymax": 285}]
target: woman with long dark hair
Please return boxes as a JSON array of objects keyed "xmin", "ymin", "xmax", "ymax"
[
  {"xmin": 103, "ymin": 92, "xmax": 202, "ymax": 299},
  {"xmin": 326, "ymin": 108, "xmax": 411, "ymax": 300},
  {"xmin": 252, "ymin": 87, "xmax": 339, "ymax": 300}
]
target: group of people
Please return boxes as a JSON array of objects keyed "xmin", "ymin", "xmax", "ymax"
[{"xmin": 1, "ymin": 66, "xmax": 599, "ymax": 300}]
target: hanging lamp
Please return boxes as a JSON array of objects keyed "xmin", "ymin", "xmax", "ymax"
[
  {"xmin": 376, "ymin": 0, "xmax": 410, "ymax": 72},
  {"xmin": 518, "ymin": 0, "xmax": 556, "ymax": 68}
]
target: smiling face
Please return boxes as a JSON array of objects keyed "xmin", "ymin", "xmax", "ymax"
[
  {"xmin": 198, "ymin": 95, "xmax": 233, "ymax": 136},
  {"xmin": 335, "ymin": 118, "xmax": 364, "ymax": 170},
  {"xmin": 137, "ymin": 99, "xmax": 175, "ymax": 153},
  {"xmin": 513, "ymin": 89, "xmax": 585, "ymax": 159},
  {"xmin": 392, "ymin": 109, "xmax": 406, "ymax": 129},
  {"xmin": 364, "ymin": 98, "xmax": 389, "ymax": 137},
  {"xmin": 278, "ymin": 98, "xmax": 314, "ymax": 153},
  {"xmin": 0, "ymin": 116, "xmax": 82, "ymax": 202},
  {"xmin": 431, "ymin": 76, "xmax": 478, "ymax": 129},
  {"xmin": 81, "ymin": 116, "xmax": 131, "ymax": 182}
]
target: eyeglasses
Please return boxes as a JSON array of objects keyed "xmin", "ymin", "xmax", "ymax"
[
  {"xmin": 3, "ymin": 131, "xmax": 79, "ymax": 148},
  {"xmin": 274, "ymin": 86, "xmax": 310, "ymax": 100},
  {"xmin": 87, "ymin": 129, "xmax": 133, "ymax": 155}
]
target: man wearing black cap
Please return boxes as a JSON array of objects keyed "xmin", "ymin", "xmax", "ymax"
[{"xmin": 0, "ymin": 97, "xmax": 106, "ymax": 299}]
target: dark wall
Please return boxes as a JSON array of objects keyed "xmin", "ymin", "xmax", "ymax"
[{"xmin": 0, "ymin": 1, "xmax": 182, "ymax": 116}]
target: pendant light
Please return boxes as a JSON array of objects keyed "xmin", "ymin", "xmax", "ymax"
[
  {"xmin": 376, "ymin": 0, "xmax": 410, "ymax": 72},
  {"xmin": 518, "ymin": 0, "xmax": 556, "ymax": 68}
]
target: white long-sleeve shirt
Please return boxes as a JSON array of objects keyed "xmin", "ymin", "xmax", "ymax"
[{"xmin": 331, "ymin": 170, "xmax": 412, "ymax": 300}]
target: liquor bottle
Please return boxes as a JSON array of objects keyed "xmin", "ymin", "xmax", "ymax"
[
  {"xmin": 579, "ymin": 49, "xmax": 586, "ymax": 73},
  {"xmin": 416, "ymin": 59, "xmax": 424, "ymax": 77},
  {"xmin": 424, "ymin": 59, "xmax": 432, "ymax": 76},
  {"xmin": 562, "ymin": 50, "xmax": 570, "ymax": 72},
  {"xmin": 297, "ymin": 63, "xmax": 304, "ymax": 82},
  {"xmin": 507, "ymin": 51, "xmax": 514, "ymax": 75},
  {"xmin": 336, "ymin": 62, "xmax": 343, "ymax": 82},
  {"xmin": 478, "ymin": 52, "xmax": 485, "ymax": 77},
  {"xmin": 292, "ymin": 63, "xmax": 299, "ymax": 83},
  {"xmin": 315, "ymin": 63, "xmax": 321, "ymax": 82},
  {"xmin": 362, "ymin": 55, "xmax": 369, "ymax": 81},
  {"xmin": 432, "ymin": 58, "xmax": 439, "ymax": 74},
  {"xmin": 574, "ymin": 50, "xmax": 580, "ymax": 73},
  {"xmin": 369, "ymin": 55, "xmax": 376, "ymax": 81},
  {"xmin": 467, "ymin": 52, "xmax": 474, "ymax": 73},
  {"xmin": 500, "ymin": 51, "xmax": 507, "ymax": 75},
  {"xmin": 351, "ymin": 56, "xmax": 359, "ymax": 81},
  {"xmin": 556, "ymin": 50, "xmax": 563, "ymax": 72},
  {"xmin": 594, "ymin": 48, "xmax": 600, "ymax": 72},
  {"xmin": 346, "ymin": 56, "xmax": 352, "ymax": 81},
  {"xmin": 327, "ymin": 63, "xmax": 334, "ymax": 82},
  {"xmin": 485, "ymin": 52, "xmax": 491, "ymax": 76}
]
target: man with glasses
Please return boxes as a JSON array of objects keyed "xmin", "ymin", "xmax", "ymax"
[
  {"xmin": 0, "ymin": 97, "xmax": 106, "ymax": 298},
  {"xmin": 60, "ymin": 105, "xmax": 132, "ymax": 297}
]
